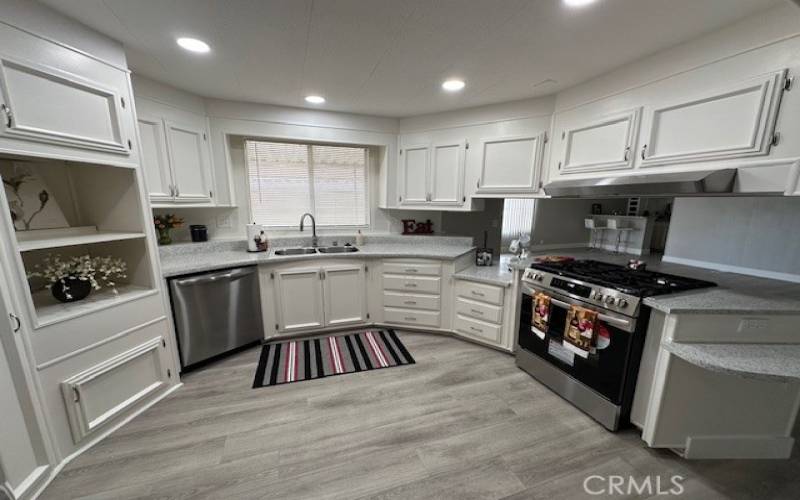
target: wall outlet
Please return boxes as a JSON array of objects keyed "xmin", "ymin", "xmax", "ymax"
[
  {"xmin": 216, "ymin": 214, "xmax": 233, "ymax": 228},
  {"xmin": 737, "ymin": 318, "xmax": 769, "ymax": 333}
]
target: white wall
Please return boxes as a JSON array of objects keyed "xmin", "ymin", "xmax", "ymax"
[{"xmin": 664, "ymin": 197, "xmax": 800, "ymax": 282}]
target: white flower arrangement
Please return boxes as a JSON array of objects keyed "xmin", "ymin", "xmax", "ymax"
[{"xmin": 27, "ymin": 254, "xmax": 128, "ymax": 298}]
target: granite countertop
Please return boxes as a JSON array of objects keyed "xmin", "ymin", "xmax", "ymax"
[
  {"xmin": 159, "ymin": 235, "xmax": 476, "ymax": 278},
  {"xmin": 662, "ymin": 341, "xmax": 800, "ymax": 381},
  {"xmin": 516, "ymin": 248, "xmax": 800, "ymax": 315},
  {"xmin": 453, "ymin": 254, "xmax": 517, "ymax": 288}
]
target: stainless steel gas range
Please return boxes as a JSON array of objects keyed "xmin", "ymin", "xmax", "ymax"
[{"xmin": 516, "ymin": 259, "xmax": 715, "ymax": 431}]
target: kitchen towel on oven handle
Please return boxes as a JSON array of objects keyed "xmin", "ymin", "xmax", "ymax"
[
  {"xmin": 562, "ymin": 304, "xmax": 598, "ymax": 359},
  {"xmin": 531, "ymin": 292, "xmax": 551, "ymax": 339}
]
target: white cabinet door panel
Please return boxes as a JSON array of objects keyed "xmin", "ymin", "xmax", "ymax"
[
  {"xmin": 275, "ymin": 268, "xmax": 324, "ymax": 332},
  {"xmin": 477, "ymin": 134, "xmax": 544, "ymax": 194},
  {"xmin": 324, "ymin": 265, "xmax": 366, "ymax": 327},
  {"xmin": 640, "ymin": 70, "xmax": 786, "ymax": 167},
  {"xmin": 430, "ymin": 141, "xmax": 465, "ymax": 205},
  {"xmin": 138, "ymin": 116, "xmax": 173, "ymax": 202},
  {"xmin": 0, "ymin": 55, "xmax": 129, "ymax": 155},
  {"xmin": 560, "ymin": 108, "xmax": 640, "ymax": 173},
  {"xmin": 454, "ymin": 314, "xmax": 503, "ymax": 344},
  {"xmin": 399, "ymin": 145, "xmax": 429, "ymax": 205},
  {"xmin": 165, "ymin": 120, "xmax": 212, "ymax": 203}
]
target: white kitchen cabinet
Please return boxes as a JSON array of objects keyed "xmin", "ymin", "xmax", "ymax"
[
  {"xmin": 476, "ymin": 134, "xmax": 544, "ymax": 195},
  {"xmin": 558, "ymin": 108, "xmax": 641, "ymax": 174},
  {"xmin": 0, "ymin": 23, "xmax": 138, "ymax": 165},
  {"xmin": 274, "ymin": 267, "xmax": 325, "ymax": 332},
  {"xmin": 136, "ymin": 100, "xmax": 214, "ymax": 205},
  {"xmin": 323, "ymin": 264, "xmax": 367, "ymax": 327},
  {"xmin": 398, "ymin": 141, "xmax": 466, "ymax": 207},
  {"xmin": 639, "ymin": 70, "xmax": 787, "ymax": 168}
]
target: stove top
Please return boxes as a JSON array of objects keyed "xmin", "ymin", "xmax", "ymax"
[{"xmin": 527, "ymin": 259, "xmax": 716, "ymax": 297}]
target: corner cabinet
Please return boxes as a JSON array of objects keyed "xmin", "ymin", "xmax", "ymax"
[
  {"xmin": 272, "ymin": 262, "xmax": 367, "ymax": 333},
  {"xmin": 476, "ymin": 133, "xmax": 545, "ymax": 196},
  {"xmin": 137, "ymin": 100, "xmax": 214, "ymax": 205},
  {"xmin": 0, "ymin": 24, "xmax": 138, "ymax": 165},
  {"xmin": 638, "ymin": 70, "xmax": 787, "ymax": 168},
  {"xmin": 398, "ymin": 141, "xmax": 466, "ymax": 207}
]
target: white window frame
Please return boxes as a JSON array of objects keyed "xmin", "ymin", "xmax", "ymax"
[{"xmin": 244, "ymin": 138, "xmax": 371, "ymax": 230}]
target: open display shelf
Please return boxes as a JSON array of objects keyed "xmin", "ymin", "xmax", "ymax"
[
  {"xmin": 16, "ymin": 227, "xmax": 147, "ymax": 252},
  {"xmin": 32, "ymin": 284, "xmax": 157, "ymax": 327}
]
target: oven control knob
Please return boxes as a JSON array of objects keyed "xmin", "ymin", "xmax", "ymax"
[
  {"xmin": 605, "ymin": 296, "xmax": 616, "ymax": 305},
  {"xmin": 617, "ymin": 298, "xmax": 629, "ymax": 308},
  {"xmin": 534, "ymin": 273, "xmax": 544, "ymax": 282}
]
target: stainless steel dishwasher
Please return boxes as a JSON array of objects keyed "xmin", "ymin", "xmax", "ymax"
[{"xmin": 169, "ymin": 266, "xmax": 264, "ymax": 369}]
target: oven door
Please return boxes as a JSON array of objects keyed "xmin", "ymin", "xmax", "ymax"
[{"xmin": 518, "ymin": 285, "xmax": 638, "ymax": 405}]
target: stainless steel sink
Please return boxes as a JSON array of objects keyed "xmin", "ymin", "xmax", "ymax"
[
  {"xmin": 274, "ymin": 247, "xmax": 318, "ymax": 256},
  {"xmin": 317, "ymin": 246, "xmax": 359, "ymax": 254}
]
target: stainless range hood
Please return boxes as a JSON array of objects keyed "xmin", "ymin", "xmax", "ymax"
[{"xmin": 543, "ymin": 169, "xmax": 737, "ymax": 198}]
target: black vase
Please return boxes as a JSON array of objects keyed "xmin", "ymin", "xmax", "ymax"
[{"xmin": 51, "ymin": 276, "xmax": 92, "ymax": 303}]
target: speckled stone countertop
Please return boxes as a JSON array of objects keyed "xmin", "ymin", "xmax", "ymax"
[
  {"xmin": 453, "ymin": 254, "xmax": 517, "ymax": 287},
  {"xmin": 662, "ymin": 341, "xmax": 800, "ymax": 381},
  {"xmin": 514, "ymin": 248, "xmax": 800, "ymax": 315},
  {"xmin": 158, "ymin": 235, "xmax": 476, "ymax": 278}
]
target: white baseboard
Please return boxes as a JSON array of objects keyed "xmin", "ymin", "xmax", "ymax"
[
  {"xmin": 29, "ymin": 383, "xmax": 182, "ymax": 500},
  {"xmin": 662, "ymin": 255, "xmax": 800, "ymax": 283}
]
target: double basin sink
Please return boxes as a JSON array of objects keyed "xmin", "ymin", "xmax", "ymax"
[{"xmin": 274, "ymin": 246, "xmax": 359, "ymax": 256}]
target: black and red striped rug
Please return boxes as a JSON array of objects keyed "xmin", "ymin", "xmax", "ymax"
[{"xmin": 252, "ymin": 329, "xmax": 414, "ymax": 388}]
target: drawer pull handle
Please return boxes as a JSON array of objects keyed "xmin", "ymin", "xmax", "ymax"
[
  {"xmin": 405, "ymin": 317, "xmax": 417, "ymax": 321},
  {"xmin": 404, "ymin": 301, "xmax": 417, "ymax": 305},
  {"xmin": 470, "ymin": 309, "xmax": 483, "ymax": 315},
  {"xmin": 469, "ymin": 326, "xmax": 482, "ymax": 332},
  {"xmin": 471, "ymin": 291, "xmax": 485, "ymax": 297}
]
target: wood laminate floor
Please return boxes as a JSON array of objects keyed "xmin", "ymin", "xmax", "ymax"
[{"xmin": 41, "ymin": 332, "xmax": 800, "ymax": 500}]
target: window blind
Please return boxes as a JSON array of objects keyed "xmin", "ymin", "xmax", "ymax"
[
  {"xmin": 501, "ymin": 198, "xmax": 536, "ymax": 248},
  {"xmin": 245, "ymin": 140, "xmax": 368, "ymax": 227}
]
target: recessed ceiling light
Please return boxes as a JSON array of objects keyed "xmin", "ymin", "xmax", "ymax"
[
  {"xmin": 305, "ymin": 95, "xmax": 326, "ymax": 104},
  {"xmin": 563, "ymin": 0, "xmax": 597, "ymax": 8},
  {"xmin": 442, "ymin": 79, "xmax": 466, "ymax": 92},
  {"xmin": 176, "ymin": 37, "xmax": 210, "ymax": 53}
]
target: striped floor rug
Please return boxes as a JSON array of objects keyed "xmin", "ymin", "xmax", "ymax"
[{"xmin": 252, "ymin": 329, "xmax": 414, "ymax": 388}]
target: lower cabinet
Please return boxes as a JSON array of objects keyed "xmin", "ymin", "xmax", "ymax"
[
  {"xmin": 452, "ymin": 279, "xmax": 512, "ymax": 351},
  {"xmin": 273, "ymin": 262, "xmax": 366, "ymax": 333},
  {"xmin": 381, "ymin": 259, "xmax": 443, "ymax": 329}
]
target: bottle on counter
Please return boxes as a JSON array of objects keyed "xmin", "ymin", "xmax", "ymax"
[{"xmin": 355, "ymin": 230, "xmax": 365, "ymax": 246}]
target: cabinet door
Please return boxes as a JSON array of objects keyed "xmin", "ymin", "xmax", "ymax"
[
  {"xmin": 274, "ymin": 268, "xmax": 324, "ymax": 332},
  {"xmin": 477, "ymin": 134, "xmax": 544, "ymax": 194},
  {"xmin": 0, "ymin": 54, "xmax": 129, "ymax": 155},
  {"xmin": 399, "ymin": 144, "xmax": 430, "ymax": 205},
  {"xmin": 559, "ymin": 108, "xmax": 641, "ymax": 173},
  {"xmin": 323, "ymin": 264, "xmax": 366, "ymax": 327},
  {"xmin": 640, "ymin": 70, "xmax": 787, "ymax": 168},
  {"xmin": 137, "ymin": 116, "xmax": 174, "ymax": 202},
  {"xmin": 430, "ymin": 141, "xmax": 465, "ymax": 205},
  {"xmin": 164, "ymin": 120, "xmax": 212, "ymax": 203}
]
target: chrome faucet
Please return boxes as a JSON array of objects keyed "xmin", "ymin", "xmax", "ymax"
[{"xmin": 299, "ymin": 213, "xmax": 318, "ymax": 247}]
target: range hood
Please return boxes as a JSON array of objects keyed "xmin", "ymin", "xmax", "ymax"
[{"xmin": 543, "ymin": 169, "xmax": 737, "ymax": 198}]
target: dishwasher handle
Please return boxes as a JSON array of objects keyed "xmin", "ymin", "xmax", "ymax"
[{"xmin": 173, "ymin": 267, "xmax": 255, "ymax": 287}]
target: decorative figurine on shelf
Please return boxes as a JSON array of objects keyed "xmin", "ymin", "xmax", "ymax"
[
  {"xmin": 27, "ymin": 254, "xmax": 128, "ymax": 303},
  {"xmin": 3, "ymin": 169, "xmax": 51, "ymax": 231},
  {"xmin": 154, "ymin": 214, "xmax": 184, "ymax": 245},
  {"xmin": 401, "ymin": 219, "xmax": 434, "ymax": 235}
]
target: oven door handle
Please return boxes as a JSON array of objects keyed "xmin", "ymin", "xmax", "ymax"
[{"xmin": 547, "ymin": 297, "xmax": 632, "ymax": 330}]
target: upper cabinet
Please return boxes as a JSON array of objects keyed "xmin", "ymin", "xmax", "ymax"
[
  {"xmin": 0, "ymin": 24, "xmax": 138, "ymax": 165},
  {"xmin": 639, "ymin": 70, "xmax": 786, "ymax": 168},
  {"xmin": 399, "ymin": 140, "xmax": 466, "ymax": 207},
  {"xmin": 558, "ymin": 108, "xmax": 641, "ymax": 174},
  {"xmin": 136, "ymin": 100, "xmax": 214, "ymax": 205},
  {"xmin": 476, "ymin": 133, "xmax": 545, "ymax": 195}
]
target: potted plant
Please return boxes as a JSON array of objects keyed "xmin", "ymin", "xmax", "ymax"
[
  {"xmin": 154, "ymin": 214, "xmax": 184, "ymax": 245},
  {"xmin": 27, "ymin": 254, "xmax": 128, "ymax": 303}
]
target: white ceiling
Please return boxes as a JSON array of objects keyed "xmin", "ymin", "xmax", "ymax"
[{"xmin": 40, "ymin": 0, "xmax": 782, "ymax": 117}]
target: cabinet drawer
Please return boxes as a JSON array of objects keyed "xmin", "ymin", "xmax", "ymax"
[
  {"xmin": 384, "ymin": 307, "xmax": 440, "ymax": 328},
  {"xmin": 383, "ymin": 261, "xmax": 441, "ymax": 276},
  {"xmin": 454, "ymin": 280, "xmax": 504, "ymax": 306},
  {"xmin": 383, "ymin": 291, "xmax": 440, "ymax": 311},
  {"xmin": 454, "ymin": 314, "xmax": 503, "ymax": 344},
  {"xmin": 383, "ymin": 274, "xmax": 441, "ymax": 294},
  {"xmin": 455, "ymin": 297, "xmax": 503, "ymax": 324}
]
